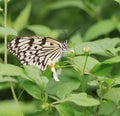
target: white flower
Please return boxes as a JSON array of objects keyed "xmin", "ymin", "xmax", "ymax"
[{"xmin": 50, "ymin": 63, "xmax": 60, "ymax": 81}]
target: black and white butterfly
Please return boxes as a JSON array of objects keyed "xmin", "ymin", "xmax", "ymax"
[{"xmin": 8, "ymin": 36, "xmax": 68, "ymax": 71}]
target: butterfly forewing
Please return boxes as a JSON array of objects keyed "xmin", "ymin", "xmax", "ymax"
[{"xmin": 8, "ymin": 36, "xmax": 68, "ymax": 71}]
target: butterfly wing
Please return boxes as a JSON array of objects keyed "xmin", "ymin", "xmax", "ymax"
[{"xmin": 8, "ymin": 36, "xmax": 63, "ymax": 71}]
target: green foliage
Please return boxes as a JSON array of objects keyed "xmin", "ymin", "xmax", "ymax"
[
  {"xmin": 27, "ymin": 25, "xmax": 60, "ymax": 38},
  {"xmin": 0, "ymin": 27, "xmax": 17, "ymax": 35},
  {"xmin": 104, "ymin": 88, "xmax": 120, "ymax": 104},
  {"xmin": 115, "ymin": 0, "xmax": 120, "ymax": 4},
  {"xmin": 13, "ymin": 2, "xmax": 31, "ymax": 32},
  {"xmin": 84, "ymin": 19, "xmax": 116, "ymax": 41},
  {"xmin": 66, "ymin": 93, "xmax": 100, "ymax": 106},
  {"xmin": 0, "ymin": 0, "xmax": 120, "ymax": 116},
  {"xmin": 0, "ymin": 63, "xmax": 28, "ymax": 79}
]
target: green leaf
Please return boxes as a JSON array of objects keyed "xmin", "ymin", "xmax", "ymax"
[
  {"xmin": 115, "ymin": 0, "xmax": 120, "ymax": 4},
  {"xmin": 55, "ymin": 102, "xmax": 74, "ymax": 116},
  {"xmin": 23, "ymin": 81, "xmax": 41, "ymax": 99},
  {"xmin": 47, "ymin": 1, "xmax": 91, "ymax": 16},
  {"xmin": 0, "ymin": 6, "xmax": 3, "ymax": 12},
  {"xmin": 46, "ymin": 68, "xmax": 80, "ymax": 99},
  {"xmin": 91, "ymin": 56, "xmax": 120, "ymax": 76},
  {"xmin": 84, "ymin": 20, "xmax": 116, "ymax": 41},
  {"xmin": 0, "ymin": 63, "xmax": 28, "ymax": 79},
  {"xmin": 27, "ymin": 25, "xmax": 51, "ymax": 36},
  {"xmin": 0, "ymin": 100, "xmax": 22, "ymax": 116},
  {"xmin": 66, "ymin": 93, "xmax": 100, "ymax": 106},
  {"xmin": 73, "ymin": 38, "xmax": 120, "ymax": 56},
  {"xmin": 0, "ymin": 27, "xmax": 17, "ymax": 36},
  {"xmin": 48, "ymin": 1, "xmax": 86, "ymax": 10},
  {"xmin": 99, "ymin": 100, "xmax": 116, "ymax": 115},
  {"xmin": 104, "ymin": 88, "xmax": 120, "ymax": 104},
  {"xmin": 70, "ymin": 32, "xmax": 82, "ymax": 46},
  {"xmin": 23, "ymin": 66, "xmax": 42, "ymax": 81},
  {"xmin": 13, "ymin": 2, "xmax": 31, "ymax": 32},
  {"xmin": 23, "ymin": 66, "xmax": 48, "ymax": 90},
  {"xmin": 103, "ymin": 56, "xmax": 120, "ymax": 64},
  {"xmin": 27, "ymin": 25, "xmax": 60, "ymax": 38},
  {"xmin": 0, "ymin": 76, "xmax": 17, "ymax": 83},
  {"xmin": 91, "ymin": 64, "xmax": 112, "ymax": 76},
  {"xmin": 0, "ymin": 100, "xmax": 36, "ymax": 116},
  {"xmin": 70, "ymin": 56, "xmax": 99, "ymax": 74}
]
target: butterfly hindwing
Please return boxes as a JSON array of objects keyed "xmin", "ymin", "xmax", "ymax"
[{"xmin": 8, "ymin": 36, "xmax": 66, "ymax": 71}]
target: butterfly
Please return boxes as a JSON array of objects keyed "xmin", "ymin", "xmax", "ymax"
[{"xmin": 8, "ymin": 36, "xmax": 68, "ymax": 71}]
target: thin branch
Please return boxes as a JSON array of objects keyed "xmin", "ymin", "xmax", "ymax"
[{"xmin": 4, "ymin": 0, "xmax": 7, "ymax": 64}]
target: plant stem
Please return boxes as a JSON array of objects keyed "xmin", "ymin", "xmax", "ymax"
[
  {"xmin": 10, "ymin": 82, "xmax": 24, "ymax": 116},
  {"xmin": 4, "ymin": 0, "xmax": 7, "ymax": 64},
  {"xmin": 3, "ymin": 1, "xmax": 22, "ymax": 115},
  {"xmin": 83, "ymin": 55, "xmax": 88, "ymax": 74},
  {"xmin": 10, "ymin": 82, "xmax": 19, "ymax": 105},
  {"xmin": 51, "ymin": 99, "xmax": 66, "ymax": 106},
  {"xmin": 81, "ymin": 55, "xmax": 88, "ymax": 92},
  {"xmin": 94, "ymin": 81, "xmax": 104, "ymax": 116}
]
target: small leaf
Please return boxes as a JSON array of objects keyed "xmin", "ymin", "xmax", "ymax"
[
  {"xmin": 66, "ymin": 93, "xmax": 100, "ymax": 106},
  {"xmin": 104, "ymin": 88, "xmax": 120, "ymax": 104},
  {"xmin": 91, "ymin": 56, "xmax": 120, "ymax": 76},
  {"xmin": 23, "ymin": 81, "xmax": 41, "ymax": 99},
  {"xmin": 0, "ymin": 27, "xmax": 17, "ymax": 36},
  {"xmin": 70, "ymin": 56, "xmax": 99, "ymax": 74},
  {"xmin": 0, "ymin": 76, "xmax": 17, "ymax": 83},
  {"xmin": 103, "ymin": 56, "xmax": 120, "ymax": 64},
  {"xmin": 91, "ymin": 64, "xmax": 112, "ymax": 76},
  {"xmin": 13, "ymin": 2, "xmax": 31, "ymax": 32},
  {"xmin": 55, "ymin": 102, "xmax": 74, "ymax": 116},
  {"xmin": 0, "ymin": 63, "xmax": 28, "ymax": 79},
  {"xmin": 84, "ymin": 20, "xmax": 116, "ymax": 41}
]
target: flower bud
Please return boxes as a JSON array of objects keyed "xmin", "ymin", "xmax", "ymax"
[{"xmin": 83, "ymin": 47, "xmax": 90, "ymax": 55}]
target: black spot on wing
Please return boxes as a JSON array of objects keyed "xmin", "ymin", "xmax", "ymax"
[
  {"xmin": 40, "ymin": 37, "xmax": 47, "ymax": 45},
  {"xmin": 29, "ymin": 38, "xmax": 34, "ymax": 46},
  {"xmin": 50, "ymin": 42, "xmax": 54, "ymax": 46},
  {"xmin": 15, "ymin": 37, "xmax": 21, "ymax": 44},
  {"xmin": 29, "ymin": 51, "xmax": 33, "ymax": 54},
  {"xmin": 34, "ymin": 46, "xmax": 37, "ymax": 49}
]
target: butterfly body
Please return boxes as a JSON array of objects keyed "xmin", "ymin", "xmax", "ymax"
[{"xmin": 8, "ymin": 36, "xmax": 68, "ymax": 71}]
